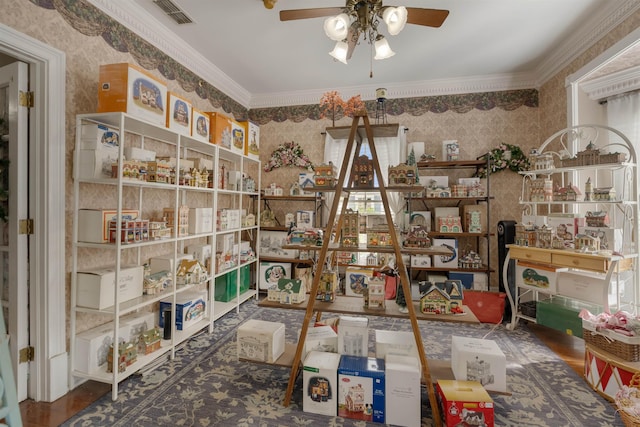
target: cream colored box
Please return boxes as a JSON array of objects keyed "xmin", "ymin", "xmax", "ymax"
[
  {"xmin": 206, "ymin": 112, "xmax": 244, "ymax": 153},
  {"xmin": 120, "ymin": 310, "xmax": 157, "ymax": 338},
  {"xmin": 74, "ymin": 321, "xmax": 129, "ymax": 374},
  {"xmin": 166, "ymin": 92, "xmax": 192, "ymax": 136},
  {"xmin": 337, "ymin": 315, "xmax": 369, "ymax": 357},
  {"xmin": 237, "ymin": 319, "xmax": 285, "ymax": 363},
  {"xmin": 79, "ymin": 123, "xmax": 120, "ymax": 150},
  {"xmin": 191, "ymin": 108, "xmax": 210, "ymax": 143},
  {"xmin": 76, "ymin": 147, "xmax": 119, "ymax": 180},
  {"xmin": 156, "ymin": 157, "xmax": 194, "ymax": 170},
  {"xmin": 451, "ymin": 335, "xmax": 506, "ymax": 393},
  {"xmin": 303, "ymin": 325, "xmax": 338, "ymax": 359},
  {"xmin": 97, "ymin": 63, "xmax": 167, "ymax": 127},
  {"xmin": 123, "ymin": 146, "xmax": 156, "ymax": 162},
  {"xmin": 189, "ymin": 157, "xmax": 213, "ymax": 171},
  {"xmin": 77, "ymin": 209, "xmax": 139, "ymax": 243},
  {"xmin": 149, "ymin": 253, "xmax": 194, "ymax": 274},
  {"xmin": 557, "ymin": 270, "xmax": 608, "ymax": 305},
  {"xmin": 76, "ymin": 265, "xmax": 144, "ymax": 310},
  {"xmin": 303, "ymin": 351, "xmax": 341, "ymax": 416},
  {"xmin": 375, "ymin": 329, "xmax": 420, "ymax": 362},
  {"xmin": 240, "ymin": 120, "xmax": 260, "ymax": 160},
  {"xmin": 385, "ymin": 355, "xmax": 421, "ymax": 427},
  {"xmin": 188, "ymin": 207, "xmax": 214, "ymax": 234}
]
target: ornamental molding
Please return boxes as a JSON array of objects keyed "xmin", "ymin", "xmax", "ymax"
[{"xmin": 581, "ymin": 65, "xmax": 640, "ymax": 101}]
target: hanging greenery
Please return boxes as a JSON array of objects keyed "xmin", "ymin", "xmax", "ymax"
[
  {"xmin": 475, "ymin": 143, "xmax": 530, "ymax": 178},
  {"xmin": 264, "ymin": 141, "xmax": 314, "ymax": 172}
]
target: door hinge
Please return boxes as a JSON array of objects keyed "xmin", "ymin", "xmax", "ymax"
[
  {"xmin": 19, "ymin": 90, "xmax": 34, "ymax": 108},
  {"xmin": 19, "ymin": 219, "xmax": 34, "ymax": 235},
  {"xmin": 19, "ymin": 346, "xmax": 34, "ymax": 363}
]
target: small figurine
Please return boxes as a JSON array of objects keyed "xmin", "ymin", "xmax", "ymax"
[{"xmin": 585, "ymin": 177, "xmax": 592, "ymax": 201}]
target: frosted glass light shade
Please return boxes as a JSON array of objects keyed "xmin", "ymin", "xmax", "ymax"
[
  {"xmin": 329, "ymin": 41, "xmax": 349, "ymax": 64},
  {"xmin": 324, "ymin": 13, "xmax": 350, "ymax": 41},
  {"xmin": 374, "ymin": 37, "xmax": 395, "ymax": 60},
  {"xmin": 383, "ymin": 6, "xmax": 407, "ymax": 35}
]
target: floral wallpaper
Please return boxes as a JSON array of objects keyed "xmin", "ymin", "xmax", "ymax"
[{"xmin": 1, "ymin": 0, "xmax": 638, "ymax": 337}]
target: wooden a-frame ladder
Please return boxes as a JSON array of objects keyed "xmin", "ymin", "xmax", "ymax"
[{"xmin": 282, "ymin": 111, "xmax": 442, "ymax": 426}]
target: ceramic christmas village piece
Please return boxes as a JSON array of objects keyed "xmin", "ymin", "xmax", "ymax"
[
  {"xmin": 138, "ymin": 327, "xmax": 162, "ymax": 355},
  {"xmin": 420, "ymin": 280, "xmax": 464, "ymax": 314},
  {"xmin": 341, "ymin": 209, "xmax": 359, "ymax": 247},
  {"xmin": 363, "ymin": 276, "xmax": 385, "ymax": 309},
  {"xmin": 352, "ymin": 155, "xmax": 375, "ymax": 188},
  {"xmin": 175, "ymin": 259, "xmax": 208, "ymax": 286},
  {"xmin": 459, "ymin": 251, "xmax": 483, "ymax": 269},
  {"xmin": 403, "ymin": 226, "xmax": 431, "ymax": 248},
  {"xmin": 317, "ymin": 270, "xmax": 338, "ymax": 302},
  {"xmin": 388, "ymin": 163, "xmax": 417, "ymax": 185},
  {"xmin": 560, "ymin": 141, "xmax": 626, "ymax": 167},
  {"xmin": 593, "ymin": 187, "xmax": 617, "ymax": 201},
  {"xmin": 143, "ymin": 270, "xmax": 172, "ymax": 295},
  {"xmin": 106, "ymin": 342, "xmax": 137, "ymax": 373},
  {"xmin": 314, "ymin": 162, "xmax": 338, "ymax": 188},
  {"xmin": 163, "ymin": 206, "xmax": 189, "ymax": 237},
  {"xmin": 437, "ymin": 216, "xmax": 462, "ymax": 233},
  {"xmin": 574, "ymin": 234, "xmax": 601, "ymax": 252},
  {"xmin": 148, "ymin": 219, "xmax": 172, "ymax": 240},
  {"xmin": 267, "ymin": 278, "xmax": 306, "ymax": 304},
  {"xmin": 585, "ymin": 211, "xmax": 609, "ymax": 227}
]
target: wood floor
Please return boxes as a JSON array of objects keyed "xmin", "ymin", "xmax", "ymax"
[{"xmin": 18, "ymin": 324, "xmax": 588, "ymax": 427}]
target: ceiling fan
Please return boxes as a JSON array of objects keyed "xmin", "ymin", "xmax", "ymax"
[{"xmin": 279, "ymin": 0, "xmax": 449, "ymax": 63}]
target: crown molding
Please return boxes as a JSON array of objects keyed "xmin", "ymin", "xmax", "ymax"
[
  {"xmin": 85, "ymin": 0, "xmax": 252, "ymax": 108},
  {"xmin": 581, "ymin": 65, "xmax": 640, "ymax": 100},
  {"xmin": 249, "ymin": 72, "xmax": 539, "ymax": 109},
  {"xmin": 535, "ymin": 0, "xmax": 640, "ymax": 86}
]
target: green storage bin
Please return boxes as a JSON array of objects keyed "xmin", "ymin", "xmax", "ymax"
[
  {"xmin": 536, "ymin": 296, "xmax": 601, "ymax": 338},
  {"xmin": 215, "ymin": 270, "xmax": 238, "ymax": 302},
  {"xmin": 240, "ymin": 265, "xmax": 251, "ymax": 294}
]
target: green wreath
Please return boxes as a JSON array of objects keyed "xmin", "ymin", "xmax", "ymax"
[{"xmin": 476, "ymin": 143, "xmax": 530, "ymax": 178}]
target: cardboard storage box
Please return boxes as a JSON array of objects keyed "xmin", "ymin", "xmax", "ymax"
[
  {"xmin": 191, "ymin": 108, "xmax": 211, "ymax": 143},
  {"xmin": 259, "ymin": 230, "xmax": 299, "ymax": 259},
  {"xmin": 303, "ymin": 351, "xmax": 341, "ymax": 416},
  {"xmin": 515, "ymin": 260, "xmax": 567, "ymax": 294},
  {"xmin": 185, "ymin": 243, "xmax": 213, "ymax": 266},
  {"xmin": 303, "ymin": 325, "xmax": 338, "ymax": 359},
  {"xmin": 437, "ymin": 380, "xmax": 494, "ymax": 427},
  {"xmin": 76, "ymin": 265, "xmax": 144, "ymax": 310},
  {"xmin": 166, "ymin": 92, "xmax": 192, "ymax": 136},
  {"xmin": 207, "ymin": 112, "xmax": 244, "ymax": 153},
  {"xmin": 258, "ymin": 261, "xmax": 291, "ymax": 290},
  {"xmin": 74, "ymin": 321, "xmax": 129, "ymax": 374},
  {"xmin": 375, "ymin": 329, "xmax": 419, "ymax": 362},
  {"xmin": 536, "ymin": 296, "xmax": 601, "ymax": 338},
  {"xmin": 214, "ymin": 269, "xmax": 238, "ymax": 302},
  {"xmin": 159, "ymin": 290, "xmax": 207, "ymax": 331},
  {"xmin": 557, "ymin": 270, "xmax": 608, "ymax": 305},
  {"xmin": 120, "ymin": 310, "xmax": 157, "ymax": 338},
  {"xmin": 78, "ymin": 209, "xmax": 139, "ymax": 243},
  {"xmin": 123, "ymin": 146, "xmax": 155, "ymax": 162},
  {"xmin": 449, "ymin": 272, "xmax": 474, "ymax": 289},
  {"xmin": 76, "ymin": 148, "xmax": 119, "ymax": 180},
  {"xmin": 149, "ymin": 253, "xmax": 194, "ymax": 274},
  {"xmin": 188, "ymin": 207, "xmax": 213, "ymax": 234},
  {"xmin": 451, "ymin": 335, "xmax": 506, "ymax": 393},
  {"xmin": 385, "ymin": 355, "xmax": 421, "ymax": 427},
  {"xmin": 296, "ymin": 210, "xmax": 315, "ymax": 230},
  {"xmin": 97, "ymin": 63, "xmax": 167, "ymax": 126},
  {"xmin": 237, "ymin": 319, "xmax": 285, "ymax": 363},
  {"xmin": 240, "ymin": 120, "xmax": 260, "ymax": 160},
  {"xmin": 577, "ymin": 226, "xmax": 624, "ymax": 253},
  {"xmin": 411, "ymin": 255, "xmax": 431, "ymax": 268},
  {"xmin": 432, "ymin": 238, "xmax": 458, "ymax": 268},
  {"xmin": 338, "ymin": 315, "xmax": 369, "ymax": 357},
  {"xmin": 79, "ymin": 123, "xmax": 120, "ymax": 149},
  {"xmin": 189, "ymin": 156, "xmax": 213, "ymax": 172},
  {"xmin": 463, "ymin": 204, "xmax": 486, "ymax": 233},
  {"xmin": 338, "ymin": 355, "xmax": 386, "ymax": 423}
]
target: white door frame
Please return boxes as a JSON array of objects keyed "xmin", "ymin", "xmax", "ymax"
[{"xmin": 0, "ymin": 24, "xmax": 67, "ymax": 402}]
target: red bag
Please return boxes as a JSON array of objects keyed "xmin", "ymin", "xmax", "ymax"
[
  {"xmin": 385, "ymin": 275, "xmax": 397, "ymax": 300},
  {"xmin": 462, "ymin": 290, "xmax": 506, "ymax": 324}
]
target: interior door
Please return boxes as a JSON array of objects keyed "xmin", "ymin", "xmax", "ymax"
[{"xmin": 0, "ymin": 61, "xmax": 30, "ymax": 401}]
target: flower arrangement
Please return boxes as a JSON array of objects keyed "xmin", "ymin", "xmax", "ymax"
[
  {"xmin": 475, "ymin": 143, "xmax": 530, "ymax": 178},
  {"xmin": 264, "ymin": 141, "xmax": 314, "ymax": 172}
]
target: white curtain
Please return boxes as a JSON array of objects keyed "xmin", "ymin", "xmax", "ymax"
[{"xmin": 323, "ymin": 126, "xmax": 407, "ymax": 224}]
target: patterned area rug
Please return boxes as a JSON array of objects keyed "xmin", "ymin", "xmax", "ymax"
[{"xmin": 62, "ymin": 298, "xmax": 618, "ymax": 426}]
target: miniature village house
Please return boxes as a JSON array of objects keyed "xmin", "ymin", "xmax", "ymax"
[
  {"xmin": 138, "ymin": 327, "xmax": 162, "ymax": 355},
  {"xmin": 532, "ymin": 152, "xmax": 555, "ymax": 170},
  {"xmin": 175, "ymin": 259, "xmax": 208, "ymax": 286},
  {"xmin": 107, "ymin": 342, "xmax": 137, "ymax": 373},
  {"xmin": 388, "ymin": 163, "xmax": 416, "ymax": 185},
  {"xmin": 267, "ymin": 278, "xmax": 306, "ymax": 304},
  {"xmin": 553, "ymin": 182, "xmax": 580, "ymax": 201},
  {"xmin": 420, "ymin": 280, "xmax": 464, "ymax": 314},
  {"xmin": 403, "ymin": 226, "xmax": 431, "ymax": 248},
  {"xmin": 575, "ymin": 233, "xmax": 601, "ymax": 252},
  {"xmin": 363, "ymin": 276, "xmax": 385, "ymax": 309},
  {"xmin": 146, "ymin": 160, "xmax": 172, "ymax": 183},
  {"xmin": 561, "ymin": 141, "xmax": 626, "ymax": 167},
  {"xmin": 352, "ymin": 155, "xmax": 374, "ymax": 188},
  {"xmin": 163, "ymin": 206, "xmax": 189, "ymax": 237},
  {"xmin": 317, "ymin": 271, "xmax": 338, "ymax": 302},
  {"xmin": 341, "ymin": 209, "xmax": 359, "ymax": 247},
  {"xmin": 314, "ymin": 162, "xmax": 337, "ymax": 188},
  {"xmin": 586, "ymin": 211, "xmax": 609, "ymax": 227},
  {"xmin": 593, "ymin": 187, "xmax": 617, "ymax": 201},
  {"xmin": 438, "ymin": 216, "xmax": 462, "ymax": 233}
]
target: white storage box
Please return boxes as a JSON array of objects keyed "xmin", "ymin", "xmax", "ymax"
[
  {"xmin": 338, "ymin": 315, "xmax": 369, "ymax": 357},
  {"xmin": 296, "ymin": 210, "xmax": 315, "ymax": 230},
  {"xmin": 166, "ymin": 92, "xmax": 192, "ymax": 136},
  {"xmin": 76, "ymin": 265, "xmax": 144, "ymax": 310},
  {"xmin": 191, "ymin": 108, "xmax": 211, "ymax": 143},
  {"xmin": 123, "ymin": 146, "xmax": 156, "ymax": 162},
  {"xmin": 185, "ymin": 244, "xmax": 213, "ymax": 266},
  {"xmin": 74, "ymin": 321, "xmax": 129, "ymax": 374},
  {"xmin": 409, "ymin": 211, "xmax": 431, "ymax": 231},
  {"xmin": 159, "ymin": 290, "xmax": 207, "ymax": 331},
  {"xmin": 188, "ymin": 207, "xmax": 213, "ymax": 234},
  {"xmin": 259, "ymin": 231, "xmax": 298, "ymax": 259},
  {"xmin": 516, "ymin": 261, "xmax": 567, "ymax": 294},
  {"xmin": 303, "ymin": 351, "xmax": 341, "ymax": 416},
  {"xmin": 120, "ymin": 310, "xmax": 157, "ymax": 338},
  {"xmin": 77, "ymin": 209, "xmax": 139, "ymax": 243},
  {"xmin": 79, "ymin": 123, "xmax": 120, "ymax": 150},
  {"xmin": 557, "ymin": 270, "xmax": 608, "ymax": 305},
  {"xmin": 303, "ymin": 325, "xmax": 338, "ymax": 359},
  {"xmin": 432, "ymin": 238, "xmax": 458, "ymax": 268},
  {"xmin": 385, "ymin": 355, "xmax": 421, "ymax": 427},
  {"xmin": 338, "ymin": 355, "xmax": 386, "ymax": 423},
  {"xmin": 149, "ymin": 253, "xmax": 194, "ymax": 274},
  {"xmin": 76, "ymin": 147, "xmax": 119, "ymax": 180},
  {"xmin": 577, "ymin": 226, "xmax": 624, "ymax": 253},
  {"xmin": 237, "ymin": 319, "xmax": 285, "ymax": 363},
  {"xmin": 411, "ymin": 255, "xmax": 431, "ymax": 268},
  {"xmin": 375, "ymin": 330, "xmax": 420, "ymax": 363},
  {"xmin": 451, "ymin": 335, "xmax": 506, "ymax": 393},
  {"xmin": 258, "ymin": 261, "xmax": 291, "ymax": 290}
]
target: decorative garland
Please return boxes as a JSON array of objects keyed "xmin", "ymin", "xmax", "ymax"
[
  {"xmin": 476, "ymin": 143, "xmax": 530, "ymax": 178},
  {"xmin": 264, "ymin": 141, "xmax": 314, "ymax": 172}
]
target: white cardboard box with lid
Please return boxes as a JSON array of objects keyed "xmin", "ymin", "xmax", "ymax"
[
  {"xmin": 385, "ymin": 354, "xmax": 421, "ymax": 427},
  {"xmin": 237, "ymin": 319, "xmax": 285, "ymax": 363},
  {"xmin": 338, "ymin": 315, "xmax": 369, "ymax": 357},
  {"xmin": 302, "ymin": 350, "xmax": 341, "ymax": 416},
  {"xmin": 375, "ymin": 329, "xmax": 420, "ymax": 364},
  {"xmin": 76, "ymin": 265, "xmax": 144, "ymax": 310},
  {"xmin": 303, "ymin": 325, "xmax": 338, "ymax": 359},
  {"xmin": 451, "ymin": 335, "xmax": 506, "ymax": 393},
  {"xmin": 74, "ymin": 321, "xmax": 129, "ymax": 374}
]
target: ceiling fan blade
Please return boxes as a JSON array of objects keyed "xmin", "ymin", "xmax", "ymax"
[
  {"xmin": 280, "ymin": 7, "xmax": 344, "ymax": 21},
  {"xmin": 345, "ymin": 27, "xmax": 359, "ymax": 60},
  {"xmin": 405, "ymin": 8, "xmax": 449, "ymax": 28}
]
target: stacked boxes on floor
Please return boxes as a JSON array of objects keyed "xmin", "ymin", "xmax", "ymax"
[
  {"xmin": 338, "ymin": 355, "xmax": 386, "ymax": 423},
  {"xmin": 303, "ymin": 351, "xmax": 341, "ymax": 416},
  {"xmin": 451, "ymin": 336, "xmax": 506, "ymax": 393},
  {"xmin": 236, "ymin": 319, "xmax": 285, "ymax": 363},
  {"xmin": 437, "ymin": 379, "xmax": 494, "ymax": 427}
]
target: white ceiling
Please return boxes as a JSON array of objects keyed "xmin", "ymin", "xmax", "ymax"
[{"xmin": 87, "ymin": 0, "xmax": 639, "ymax": 109}]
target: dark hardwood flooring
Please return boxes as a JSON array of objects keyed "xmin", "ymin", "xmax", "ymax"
[{"xmin": 18, "ymin": 324, "xmax": 587, "ymax": 427}]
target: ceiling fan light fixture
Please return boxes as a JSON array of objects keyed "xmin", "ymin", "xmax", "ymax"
[
  {"xmin": 382, "ymin": 6, "xmax": 407, "ymax": 35},
  {"xmin": 329, "ymin": 41, "xmax": 349, "ymax": 64},
  {"xmin": 324, "ymin": 13, "xmax": 351, "ymax": 41},
  {"xmin": 374, "ymin": 36, "xmax": 395, "ymax": 60}
]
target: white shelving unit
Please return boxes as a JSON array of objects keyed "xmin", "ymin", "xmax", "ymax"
[
  {"xmin": 69, "ymin": 112, "xmax": 260, "ymax": 400},
  {"xmin": 504, "ymin": 124, "xmax": 638, "ymax": 330}
]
